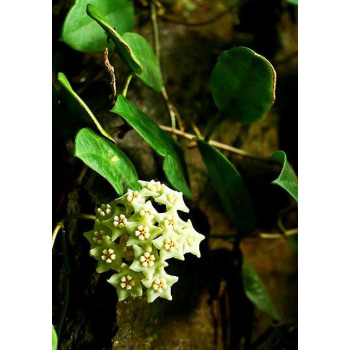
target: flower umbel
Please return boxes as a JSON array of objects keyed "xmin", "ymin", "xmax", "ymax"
[{"xmin": 84, "ymin": 180, "xmax": 205, "ymax": 302}]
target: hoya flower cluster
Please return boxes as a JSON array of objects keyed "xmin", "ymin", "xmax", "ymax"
[{"xmin": 84, "ymin": 180, "xmax": 205, "ymax": 303}]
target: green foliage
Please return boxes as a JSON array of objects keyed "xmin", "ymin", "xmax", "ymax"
[
  {"xmin": 57, "ymin": 72, "xmax": 115, "ymax": 142},
  {"xmin": 196, "ymin": 139, "xmax": 257, "ymax": 234},
  {"xmin": 210, "ymin": 47, "xmax": 276, "ymax": 123},
  {"xmin": 61, "ymin": 0, "xmax": 134, "ymax": 53},
  {"xmin": 271, "ymin": 150, "xmax": 298, "ymax": 202},
  {"xmin": 52, "ymin": 325, "xmax": 58, "ymax": 350},
  {"xmin": 55, "ymin": 0, "xmax": 297, "ymax": 323},
  {"xmin": 286, "ymin": 0, "xmax": 298, "ymax": 5},
  {"xmin": 242, "ymin": 257, "xmax": 281, "ymax": 321},
  {"xmin": 74, "ymin": 128, "xmax": 140, "ymax": 195},
  {"xmin": 86, "ymin": 5, "xmax": 162, "ymax": 91},
  {"xmin": 111, "ymin": 95, "xmax": 192, "ymax": 198},
  {"xmin": 122, "ymin": 33, "xmax": 163, "ymax": 92},
  {"xmin": 86, "ymin": 4, "xmax": 142, "ymax": 74}
]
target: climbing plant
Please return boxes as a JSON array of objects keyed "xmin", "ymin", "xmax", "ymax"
[{"xmin": 53, "ymin": 0, "xmax": 298, "ymax": 348}]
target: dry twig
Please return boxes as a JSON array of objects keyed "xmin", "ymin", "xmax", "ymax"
[{"xmin": 104, "ymin": 48, "xmax": 117, "ymax": 103}]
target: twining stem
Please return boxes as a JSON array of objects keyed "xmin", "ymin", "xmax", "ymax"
[
  {"xmin": 159, "ymin": 124, "xmax": 271, "ymax": 161},
  {"xmin": 191, "ymin": 122, "xmax": 203, "ymax": 138},
  {"xmin": 150, "ymin": 1, "xmax": 160, "ymax": 62},
  {"xmin": 161, "ymin": 87, "xmax": 184, "ymax": 131},
  {"xmin": 122, "ymin": 74, "xmax": 133, "ymax": 98},
  {"xmin": 150, "ymin": 1, "xmax": 184, "ymax": 132},
  {"xmin": 52, "ymin": 213, "xmax": 96, "ymax": 249}
]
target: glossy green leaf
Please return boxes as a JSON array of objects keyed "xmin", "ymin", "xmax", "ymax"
[
  {"xmin": 210, "ymin": 46, "xmax": 276, "ymax": 123},
  {"xmin": 122, "ymin": 33, "xmax": 163, "ymax": 92},
  {"xmin": 75, "ymin": 128, "xmax": 140, "ymax": 195},
  {"xmin": 242, "ymin": 257, "xmax": 281, "ymax": 321},
  {"xmin": 61, "ymin": 0, "xmax": 134, "ymax": 53},
  {"xmin": 86, "ymin": 4, "xmax": 142, "ymax": 74},
  {"xmin": 271, "ymin": 150, "xmax": 298, "ymax": 202},
  {"xmin": 196, "ymin": 139, "xmax": 256, "ymax": 234},
  {"xmin": 286, "ymin": 0, "xmax": 298, "ymax": 5},
  {"xmin": 57, "ymin": 72, "xmax": 115, "ymax": 143},
  {"xmin": 111, "ymin": 95, "xmax": 192, "ymax": 198},
  {"xmin": 52, "ymin": 325, "xmax": 58, "ymax": 350}
]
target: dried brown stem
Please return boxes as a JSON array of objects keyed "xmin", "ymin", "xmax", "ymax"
[{"xmin": 104, "ymin": 48, "xmax": 117, "ymax": 103}]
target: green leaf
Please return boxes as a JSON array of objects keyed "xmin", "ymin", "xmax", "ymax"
[
  {"xmin": 61, "ymin": 0, "xmax": 134, "ymax": 53},
  {"xmin": 111, "ymin": 95, "xmax": 192, "ymax": 198},
  {"xmin": 271, "ymin": 150, "xmax": 298, "ymax": 202},
  {"xmin": 57, "ymin": 72, "xmax": 115, "ymax": 143},
  {"xmin": 242, "ymin": 257, "xmax": 281, "ymax": 321},
  {"xmin": 286, "ymin": 0, "xmax": 298, "ymax": 5},
  {"xmin": 210, "ymin": 46, "xmax": 276, "ymax": 123},
  {"xmin": 122, "ymin": 33, "xmax": 163, "ymax": 92},
  {"xmin": 75, "ymin": 128, "xmax": 140, "ymax": 195},
  {"xmin": 196, "ymin": 139, "xmax": 256, "ymax": 234},
  {"xmin": 86, "ymin": 4, "xmax": 142, "ymax": 74},
  {"xmin": 52, "ymin": 325, "xmax": 58, "ymax": 350}
]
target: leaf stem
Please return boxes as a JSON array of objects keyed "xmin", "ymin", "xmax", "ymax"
[
  {"xmin": 58, "ymin": 73, "xmax": 115, "ymax": 143},
  {"xmin": 122, "ymin": 74, "xmax": 133, "ymax": 98}
]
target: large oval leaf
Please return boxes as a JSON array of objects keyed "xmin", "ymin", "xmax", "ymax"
[
  {"xmin": 196, "ymin": 139, "xmax": 256, "ymax": 234},
  {"xmin": 122, "ymin": 33, "xmax": 163, "ymax": 92},
  {"xmin": 86, "ymin": 4, "xmax": 142, "ymax": 74},
  {"xmin": 57, "ymin": 72, "xmax": 115, "ymax": 143},
  {"xmin": 61, "ymin": 0, "xmax": 134, "ymax": 53},
  {"xmin": 210, "ymin": 46, "xmax": 276, "ymax": 123},
  {"xmin": 271, "ymin": 150, "xmax": 298, "ymax": 202},
  {"xmin": 111, "ymin": 95, "xmax": 192, "ymax": 198},
  {"xmin": 242, "ymin": 257, "xmax": 281, "ymax": 321},
  {"xmin": 75, "ymin": 128, "xmax": 140, "ymax": 195}
]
